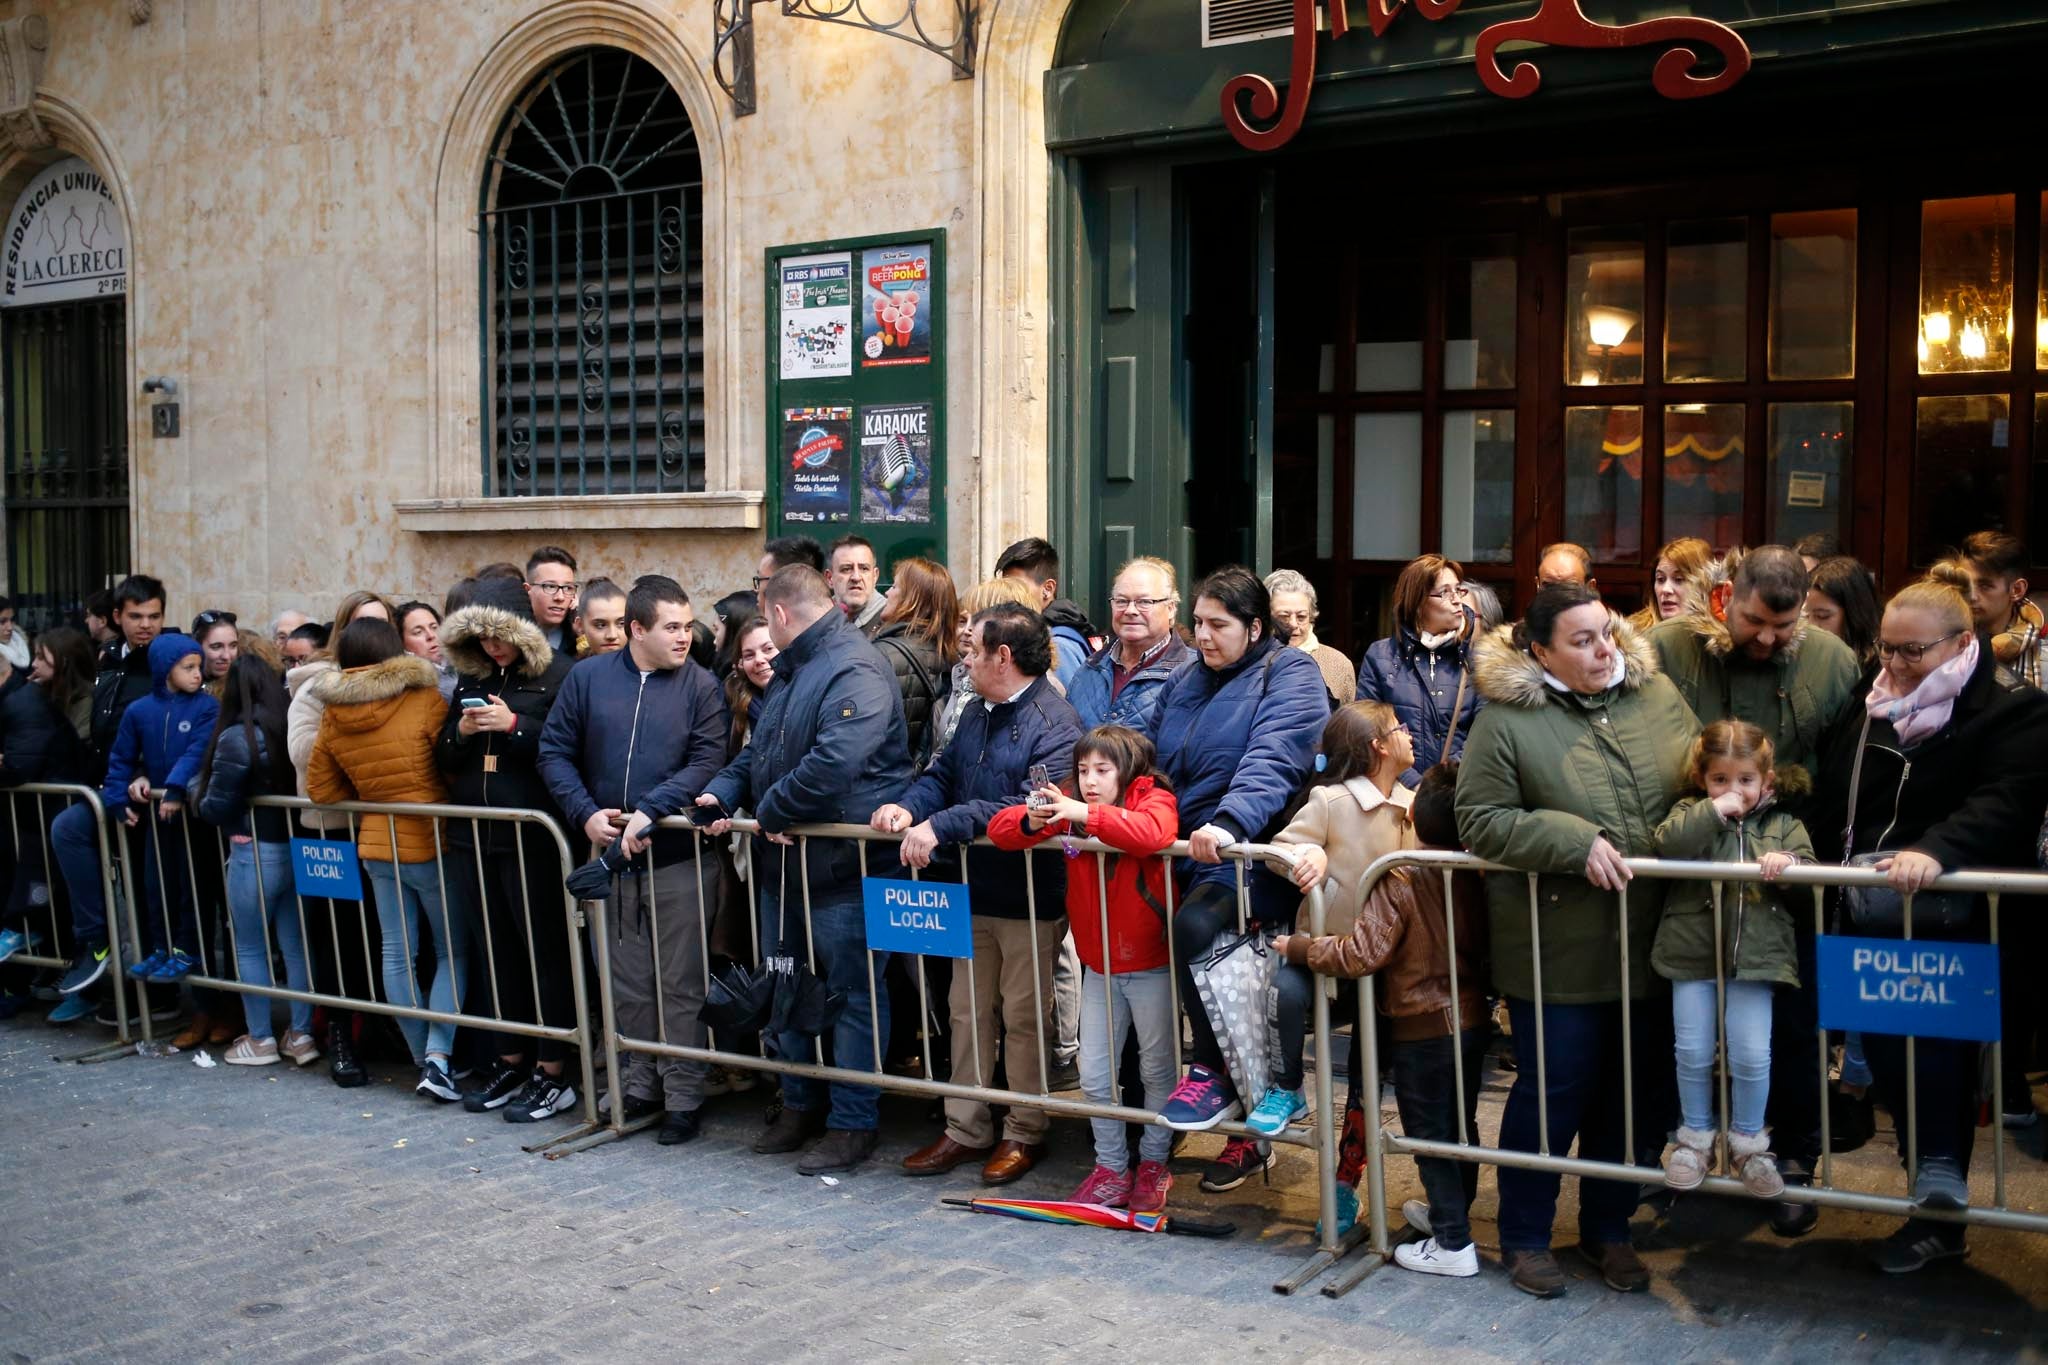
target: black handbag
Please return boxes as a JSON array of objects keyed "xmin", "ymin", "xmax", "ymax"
[{"xmin": 1840, "ymin": 712, "xmax": 1974, "ymax": 933}]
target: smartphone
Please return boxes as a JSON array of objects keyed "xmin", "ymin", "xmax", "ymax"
[
  {"xmin": 459, "ymin": 696, "xmax": 489, "ymax": 710},
  {"xmin": 1026, "ymin": 762, "xmax": 1052, "ymax": 809},
  {"xmin": 684, "ymin": 797, "xmax": 727, "ymax": 828}
]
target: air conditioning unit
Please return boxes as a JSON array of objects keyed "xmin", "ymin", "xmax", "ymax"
[{"xmin": 1201, "ymin": 0, "xmax": 1300, "ymax": 47}]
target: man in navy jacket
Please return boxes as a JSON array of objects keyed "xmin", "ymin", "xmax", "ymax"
[
  {"xmin": 539, "ymin": 576, "xmax": 728, "ymax": 1141},
  {"xmin": 875, "ymin": 603, "xmax": 1081, "ymax": 1185},
  {"xmin": 701, "ymin": 565, "xmax": 911, "ymax": 1175}
]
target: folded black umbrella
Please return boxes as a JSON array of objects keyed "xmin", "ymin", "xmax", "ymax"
[
  {"xmin": 564, "ymin": 843, "xmax": 626, "ymax": 901},
  {"xmin": 702, "ymin": 960, "xmax": 776, "ymax": 1036},
  {"xmin": 768, "ymin": 949, "xmax": 846, "ymax": 1039}
]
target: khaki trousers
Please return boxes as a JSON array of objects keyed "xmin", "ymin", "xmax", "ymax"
[{"xmin": 944, "ymin": 913, "xmax": 1067, "ymax": 1147}]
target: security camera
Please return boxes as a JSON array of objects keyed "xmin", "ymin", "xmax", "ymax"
[{"xmin": 141, "ymin": 376, "xmax": 178, "ymax": 395}]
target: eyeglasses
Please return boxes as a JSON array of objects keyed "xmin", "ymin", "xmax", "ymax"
[
  {"xmin": 193, "ymin": 610, "xmax": 238, "ymax": 629},
  {"xmin": 527, "ymin": 581, "xmax": 580, "ymax": 598},
  {"xmin": 1424, "ymin": 588, "xmax": 1461, "ymax": 602},
  {"xmin": 752, "ymin": 575, "xmax": 772, "ymax": 590},
  {"xmin": 1109, "ymin": 596, "xmax": 1174, "ymax": 613},
  {"xmin": 1875, "ymin": 629, "xmax": 1962, "ymax": 664}
]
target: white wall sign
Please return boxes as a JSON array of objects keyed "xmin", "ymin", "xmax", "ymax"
[{"xmin": 2, "ymin": 156, "xmax": 126, "ymax": 307}]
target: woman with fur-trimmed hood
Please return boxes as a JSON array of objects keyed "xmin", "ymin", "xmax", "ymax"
[
  {"xmin": 1453, "ymin": 583, "xmax": 1699, "ymax": 1299},
  {"xmin": 433, "ymin": 575, "xmax": 579, "ymax": 1119}
]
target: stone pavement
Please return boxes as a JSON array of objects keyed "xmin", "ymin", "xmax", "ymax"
[{"xmin": 3, "ymin": 1014, "xmax": 2047, "ymax": 1363}]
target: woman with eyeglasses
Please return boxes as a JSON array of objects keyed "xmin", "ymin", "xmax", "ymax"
[
  {"xmin": 1065, "ymin": 556, "xmax": 1191, "ymax": 733},
  {"xmin": 192, "ymin": 610, "xmax": 240, "ymax": 691},
  {"xmin": 1810, "ymin": 578, "xmax": 2048, "ymax": 1274},
  {"xmin": 1265, "ymin": 569, "xmax": 1354, "ymax": 705},
  {"xmin": 1357, "ymin": 555, "xmax": 1484, "ymax": 788}
]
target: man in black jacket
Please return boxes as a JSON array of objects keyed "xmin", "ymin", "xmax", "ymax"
[
  {"xmin": 53, "ymin": 575, "xmax": 166, "ymax": 997},
  {"xmin": 879, "ymin": 603, "xmax": 1081, "ymax": 1185},
  {"xmin": 539, "ymin": 576, "xmax": 728, "ymax": 1144},
  {"xmin": 701, "ymin": 565, "xmax": 912, "ymax": 1174}
]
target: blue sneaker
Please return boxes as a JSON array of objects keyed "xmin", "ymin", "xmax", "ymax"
[
  {"xmin": 1316, "ymin": 1182, "xmax": 1361, "ymax": 1241},
  {"xmin": 148, "ymin": 949, "xmax": 195, "ymax": 983},
  {"xmin": 1158, "ymin": 1064, "xmax": 1240, "ymax": 1132},
  {"xmin": 58, "ymin": 946, "xmax": 111, "ymax": 994},
  {"xmin": 48, "ymin": 992, "xmax": 95, "ymax": 1023},
  {"xmin": 1245, "ymin": 1085, "xmax": 1309, "ymax": 1137},
  {"xmin": 0, "ymin": 927, "xmax": 38, "ymax": 962},
  {"xmin": 126, "ymin": 948, "xmax": 170, "ymax": 980}
]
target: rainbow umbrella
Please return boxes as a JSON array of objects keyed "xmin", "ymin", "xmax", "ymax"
[{"xmin": 942, "ymin": 1196, "xmax": 1233, "ymax": 1238}]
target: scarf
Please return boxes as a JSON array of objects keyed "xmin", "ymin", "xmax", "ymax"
[
  {"xmin": 1542, "ymin": 648, "xmax": 1627, "ymax": 696},
  {"xmin": 1866, "ymin": 633, "xmax": 1977, "ymax": 746}
]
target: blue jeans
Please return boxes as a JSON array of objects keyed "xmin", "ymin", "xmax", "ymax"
[
  {"xmin": 1496, "ymin": 996, "xmax": 1643, "ymax": 1252},
  {"xmin": 1078, "ymin": 966, "xmax": 1178, "ymax": 1167},
  {"xmin": 364, "ymin": 858, "xmax": 468, "ymax": 1063},
  {"xmin": 758, "ymin": 889, "xmax": 889, "ymax": 1131},
  {"xmin": 53, "ymin": 802, "xmax": 109, "ymax": 947},
  {"xmin": 227, "ymin": 839, "xmax": 312, "ymax": 1040},
  {"xmin": 1672, "ymin": 978, "xmax": 1773, "ymax": 1135}
]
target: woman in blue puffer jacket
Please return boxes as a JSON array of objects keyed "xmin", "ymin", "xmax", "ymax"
[
  {"xmin": 1143, "ymin": 566, "xmax": 1330, "ymax": 1153},
  {"xmin": 1357, "ymin": 554, "xmax": 1484, "ymax": 788}
]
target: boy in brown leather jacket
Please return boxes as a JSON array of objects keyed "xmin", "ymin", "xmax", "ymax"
[{"xmin": 1273, "ymin": 763, "xmax": 1489, "ymax": 1278}]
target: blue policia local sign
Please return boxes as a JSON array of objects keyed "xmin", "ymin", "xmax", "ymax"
[
  {"xmin": 1816, "ymin": 935, "xmax": 2000, "ymax": 1043},
  {"xmin": 291, "ymin": 838, "xmax": 364, "ymax": 902},
  {"xmin": 861, "ymin": 877, "xmax": 973, "ymax": 959}
]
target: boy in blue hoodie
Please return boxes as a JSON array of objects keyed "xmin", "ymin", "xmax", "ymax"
[{"xmin": 102, "ymin": 633, "xmax": 219, "ymax": 982}]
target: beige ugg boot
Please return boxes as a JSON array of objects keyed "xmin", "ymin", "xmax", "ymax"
[
  {"xmin": 1664, "ymin": 1126, "xmax": 1716, "ymax": 1190},
  {"xmin": 1728, "ymin": 1129, "xmax": 1786, "ymax": 1197}
]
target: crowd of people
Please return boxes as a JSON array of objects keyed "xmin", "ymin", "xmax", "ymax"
[{"xmin": 0, "ymin": 524, "xmax": 2044, "ymax": 1296}]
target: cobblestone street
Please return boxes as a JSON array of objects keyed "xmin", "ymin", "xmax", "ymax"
[{"xmin": 4, "ymin": 1015, "xmax": 2046, "ymax": 1363}]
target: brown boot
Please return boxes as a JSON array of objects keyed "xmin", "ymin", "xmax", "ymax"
[
  {"xmin": 1502, "ymin": 1249, "xmax": 1567, "ymax": 1298},
  {"xmin": 172, "ymin": 1013, "xmax": 212, "ymax": 1050},
  {"xmin": 1574, "ymin": 1240, "xmax": 1650, "ymax": 1293}
]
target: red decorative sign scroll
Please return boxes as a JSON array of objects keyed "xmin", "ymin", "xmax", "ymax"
[{"xmin": 1222, "ymin": 0, "xmax": 1752, "ymax": 152}]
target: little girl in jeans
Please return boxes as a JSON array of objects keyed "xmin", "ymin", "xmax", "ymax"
[
  {"xmin": 990, "ymin": 725, "xmax": 1179, "ymax": 1212},
  {"xmin": 1652, "ymin": 719, "xmax": 1814, "ymax": 1196}
]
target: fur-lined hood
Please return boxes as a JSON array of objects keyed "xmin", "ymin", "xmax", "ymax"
[
  {"xmin": 440, "ymin": 604, "xmax": 552, "ymax": 680},
  {"xmin": 1471, "ymin": 612, "xmax": 1661, "ymax": 709},
  {"xmin": 309, "ymin": 654, "xmax": 442, "ymax": 727},
  {"xmin": 1665, "ymin": 550, "xmax": 1808, "ymax": 662}
]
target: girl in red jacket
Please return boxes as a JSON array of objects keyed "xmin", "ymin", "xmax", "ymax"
[{"xmin": 990, "ymin": 725, "xmax": 1179, "ymax": 1211}]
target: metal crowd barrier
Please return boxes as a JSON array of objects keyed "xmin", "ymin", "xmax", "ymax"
[
  {"xmin": 114, "ymin": 791, "xmax": 603, "ymax": 1152},
  {"xmin": 0, "ymin": 782, "xmax": 142, "ymax": 1059},
  {"xmin": 1314, "ymin": 848, "xmax": 2048, "ymax": 1297},
  {"xmin": 567, "ymin": 815, "xmax": 1347, "ymax": 1287}
]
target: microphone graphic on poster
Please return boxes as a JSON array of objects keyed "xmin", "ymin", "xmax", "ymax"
[{"xmin": 859, "ymin": 403, "xmax": 933, "ymax": 524}]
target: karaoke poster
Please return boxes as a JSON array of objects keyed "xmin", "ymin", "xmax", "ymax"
[
  {"xmin": 860, "ymin": 244, "xmax": 933, "ymax": 368},
  {"xmin": 859, "ymin": 402, "xmax": 934, "ymax": 525},
  {"xmin": 778, "ymin": 252, "xmax": 853, "ymax": 380},
  {"xmin": 781, "ymin": 406, "xmax": 853, "ymax": 524}
]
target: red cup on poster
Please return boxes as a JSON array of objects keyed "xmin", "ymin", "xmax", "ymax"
[{"xmin": 895, "ymin": 315, "xmax": 914, "ymax": 349}]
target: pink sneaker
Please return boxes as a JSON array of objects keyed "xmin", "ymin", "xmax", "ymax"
[
  {"xmin": 1130, "ymin": 1160, "xmax": 1173, "ymax": 1213},
  {"xmin": 1071, "ymin": 1164, "xmax": 1132, "ymax": 1207}
]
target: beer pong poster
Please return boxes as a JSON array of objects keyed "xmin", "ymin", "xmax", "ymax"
[
  {"xmin": 780, "ymin": 406, "xmax": 853, "ymax": 524},
  {"xmin": 860, "ymin": 244, "xmax": 933, "ymax": 367},
  {"xmin": 859, "ymin": 402, "xmax": 934, "ymax": 524}
]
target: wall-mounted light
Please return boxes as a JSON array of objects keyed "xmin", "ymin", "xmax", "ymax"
[
  {"xmin": 716, "ymin": 0, "xmax": 978, "ymax": 117},
  {"xmin": 1584, "ymin": 306, "xmax": 1636, "ymax": 351}
]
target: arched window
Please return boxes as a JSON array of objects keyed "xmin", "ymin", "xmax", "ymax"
[{"xmin": 481, "ymin": 48, "xmax": 702, "ymax": 496}]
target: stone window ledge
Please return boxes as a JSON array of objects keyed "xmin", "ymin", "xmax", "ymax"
[{"xmin": 395, "ymin": 492, "xmax": 765, "ymax": 534}]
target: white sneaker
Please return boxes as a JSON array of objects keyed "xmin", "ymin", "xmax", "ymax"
[
  {"xmin": 1394, "ymin": 1235, "xmax": 1479, "ymax": 1278},
  {"xmin": 1401, "ymin": 1199, "xmax": 1432, "ymax": 1234}
]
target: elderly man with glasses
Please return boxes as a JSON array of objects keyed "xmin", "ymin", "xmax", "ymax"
[{"xmin": 1065, "ymin": 555, "xmax": 1189, "ymax": 733}]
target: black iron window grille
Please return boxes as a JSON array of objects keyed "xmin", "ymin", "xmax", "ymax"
[{"xmin": 481, "ymin": 47, "xmax": 705, "ymax": 496}]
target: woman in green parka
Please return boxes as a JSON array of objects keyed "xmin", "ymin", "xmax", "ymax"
[
  {"xmin": 1652, "ymin": 720, "xmax": 1815, "ymax": 1200},
  {"xmin": 1454, "ymin": 584, "xmax": 1698, "ymax": 1299}
]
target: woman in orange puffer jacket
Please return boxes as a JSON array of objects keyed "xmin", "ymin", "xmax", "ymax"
[{"xmin": 306, "ymin": 616, "xmax": 465, "ymax": 1101}]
